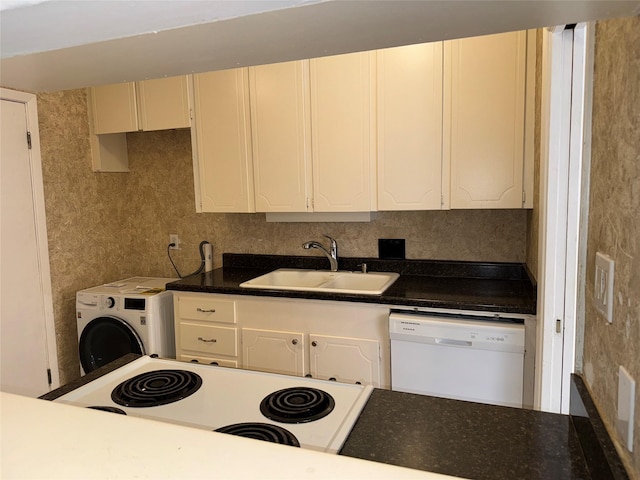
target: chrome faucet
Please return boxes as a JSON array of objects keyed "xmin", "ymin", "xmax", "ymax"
[{"xmin": 302, "ymin": 234, "xmax": 339, "ymax": 271}]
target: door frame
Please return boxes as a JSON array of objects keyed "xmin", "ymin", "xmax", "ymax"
[
  {"xmin": 535, "ymin": 23, "xmax": 593, "ymax": 413},
  {"xmin": 1, "ymin": 88, "xmax": 60, "ymax": 390}
]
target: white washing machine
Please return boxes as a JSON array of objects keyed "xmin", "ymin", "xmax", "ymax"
[{"xmin": 76, "ymin": 277, "xmax": 177, "ymax": 374}]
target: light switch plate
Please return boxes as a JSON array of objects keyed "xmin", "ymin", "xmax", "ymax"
[
  {"xmin": 595, "ymin": 252, "xmax": 614, "ymax": 322},
  {"xmin": 617, "ymin": 366, "xmax": 635, "ymax": 452}
]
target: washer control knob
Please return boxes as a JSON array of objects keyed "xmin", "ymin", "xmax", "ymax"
[{"xmin": 105, "ymin": 297, "xmax": 115, "ymax": 308}]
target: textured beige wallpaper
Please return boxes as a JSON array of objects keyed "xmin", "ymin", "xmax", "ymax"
[
  {"xmin": 37, "ymin": 90, "xmax": 529, "ymax": 385},
  {"xmin": 37, "ymin": 90, "xmax": 133, "ymax": 384},
  {"xmin": 582, "ymin": 16, "xmax": 640, "ymax": 476}
]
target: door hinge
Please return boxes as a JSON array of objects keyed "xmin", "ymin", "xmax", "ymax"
[
  {"xmin": 46, "ymin": 368, "xmax": 52, "ymax": 385},
  {"xmin": 27, "ymin": 131, "xmax": 32, "ymax": 149},
  {"xmin": 556, "ymin": 319, "xmax": 562, "ymax": 334}
]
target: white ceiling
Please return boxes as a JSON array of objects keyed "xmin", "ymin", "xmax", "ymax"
[{"xmin": 1, "ymin": 0, "xmax": 639, "ymax": 93}]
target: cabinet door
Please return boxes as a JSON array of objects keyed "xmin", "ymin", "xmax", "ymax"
[
  {"xmin": 309, "ymin": 334, "xmax": 380, "ymax": 387},
  {"xmin": 137, "ymin": 76, "xmax": 191, "ymax": 131},
  {"xmin": 89, "ymin": 83, "xmax": 138, "ymax": 134},
  {"xmin": 250, "ymin": 61, "xmax": 312, "ymax": 212},
  {"xmin": 192, "ymin": 69, "xmax": 255, "ymax": 213},
  {"xmin": 377, "ymin": 42, "xmax": 444, "ymax": 210},
  {"xmin": 310, "ymin": 51, "xmax": 376, "ymax": 212},
  {"xmin": 242, "ymin": 328, "xmax": 305, "ymax": 376},
  {"xmin": 445, "ymin": 31, "xmax": 527, "ymax": 208}
]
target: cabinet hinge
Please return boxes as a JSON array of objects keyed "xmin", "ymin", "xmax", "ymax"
[
  {"xmin": 522, "ymin": 190, "xmax": 526, "ymax": 206},
  {"xmin": 26, "ymin": 131, "xmax": 32, "ymax": 149},
  {"xmin": 555, "ymin": 319, "xmax": 562, "ymax": 334},
  {"xmin": 46, "ymin": 368, "xmax": 52, "ymax": 385}
]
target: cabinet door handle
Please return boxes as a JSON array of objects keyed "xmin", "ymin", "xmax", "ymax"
[
  {"xmin": 329, "ymin": 377, "xmax": 337, "ymax": 381},
  {"xmin": 197, "ymin": 336, "xmax": 217, "ymax": 343},
  {"xmin": 196, "ymin": 308, "xmax": 216, "ymax": 313},
  {"xmin": 311, "ymin": 341, "xmax": 317, "ymax": 347},
  {"xmin": 291, "ymin": 339, "xmax": 298, "ymax": 345}
]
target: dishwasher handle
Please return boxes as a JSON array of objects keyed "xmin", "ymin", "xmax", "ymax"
[{"xmin": 435, "ymin": 338, "xmax": 472, "ymax": 347}]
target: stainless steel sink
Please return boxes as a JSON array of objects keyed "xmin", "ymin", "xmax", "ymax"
[{"xmin": 239, "ymin": 269, "xmax": 400, "ymax": 295}]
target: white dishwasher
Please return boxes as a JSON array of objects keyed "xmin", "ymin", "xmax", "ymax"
[{"xmin": 389, "ymin": 311, "xmax": 525, "ymax": 408}]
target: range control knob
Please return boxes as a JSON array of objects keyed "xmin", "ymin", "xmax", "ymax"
[{"xmin": 105, "ymin": 297, "xmax": 115, "ymax": 308}]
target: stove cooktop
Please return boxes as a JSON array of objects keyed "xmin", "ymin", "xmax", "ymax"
[{"xmin": 54, "ymin": 356, "xmax": 373, "ymax": 453}]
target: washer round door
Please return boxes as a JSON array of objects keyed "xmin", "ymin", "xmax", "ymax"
[{"xmin": 79, "ymin": 316, "xmax": 145, "ymax": 373}]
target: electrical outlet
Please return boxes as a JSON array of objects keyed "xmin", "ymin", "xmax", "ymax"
[
  {"xmin": 169, "ymin": 234, "xmax": 180, "ymax": 250},
  {"xmin": 617, "ymin": 366, "xmax": 635, "ymax": 452},
  {"xmin": 594, "ymin": 252, "xmax": 614, "ymax": 322}
]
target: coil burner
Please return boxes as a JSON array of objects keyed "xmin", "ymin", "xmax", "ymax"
[
  {"xmin": 260, "ymin": 387, "xmax": 335, "ymax": 424},
  {"xmin": 215, "ymin": 422, "xmax": 300, "ymax": 447},
  {"xmin": 111, "ymin": 370, "xmax": 202, "ymax": 407}
]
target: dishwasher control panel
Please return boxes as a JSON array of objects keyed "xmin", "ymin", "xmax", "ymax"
[{"xmin": 389, "ymin": 312, "xmax": 524, "ymax": 353}]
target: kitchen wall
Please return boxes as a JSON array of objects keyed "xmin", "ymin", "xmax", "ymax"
[
  {"xmin": 581, "ymin": 15, "xmax": 640, "ymax": 476},
  {"xmin": 37, "ymin": 90, "xmax": 132, "ymax": 382},
  {"xmin": 37, "ymin": 90, "xmax": 529, "ymax": 384}
]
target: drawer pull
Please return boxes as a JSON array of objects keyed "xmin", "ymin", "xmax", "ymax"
[
  {"xmin": 196, "ymin": 308, "xmax": 216, "ymax": 313},
  {"xmin": 197, "ymin": 336, "xmax": 217, "ymax": 343}
]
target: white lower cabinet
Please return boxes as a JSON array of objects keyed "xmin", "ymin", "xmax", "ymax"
[
  {"xmin": 174, "ymin": 292, "xmax": 389, "ymax": 388},
  {"xmin": 309, "ymin": 334, "xmax": 380, "ymax": 386},
  {"xmin": 242, "ymin": 328, "xmax": 305, "ymax": 376},
  {"xmin": 174, "ymin": 293, "xmax": 240, "ymax": 368}
]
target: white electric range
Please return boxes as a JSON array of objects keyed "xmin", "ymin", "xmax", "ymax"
[{"xmin": 53, "ymin": 356, "xmax": 373, "ymax": 453}]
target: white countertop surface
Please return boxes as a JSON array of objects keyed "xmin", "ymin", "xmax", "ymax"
[{"xmin": 1, "ymin": 392, "xmax": 456, "ymax": 480}]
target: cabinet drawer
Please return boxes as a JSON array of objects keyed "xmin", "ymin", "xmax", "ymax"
[
  {"xmin": 180, "ymin": 323, "xmax": 237, "ymax": 356},
  {"xmin": 179, "ymin": 354, "xmax": 238, "ymax": 369},
  {"xmin": 178, "ymin": 296, "xmax": 236, "ymax": 324}
]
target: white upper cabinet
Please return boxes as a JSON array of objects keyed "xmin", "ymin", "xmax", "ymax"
[
  {"xmin": 191, "ymin": 69, "xmax": 255, "ymax": 213},
  {"xmin": 136, "ymin": 76, "xmax": 191, "ymax": 132},
  {"xmin": 310, "ymin": 51, "xmax": 377, "ymax": 212},
  {"xmin": 250, "ymin": 52, "xmax": 376, "ymax": 213},
  {"xmin": 445, "ymin": 30, "xmax": 530, "ymax": 209},
  {"xmin": 377, "ymin": 42, "xmax": 444, "ymax": 211},
  {"xmin": 89, "ymin": 76, "xmax": 191, "ymax": 134},
  {"xmin": 250, "ymin": 61, "xmax": 312, "ymax": 212}
]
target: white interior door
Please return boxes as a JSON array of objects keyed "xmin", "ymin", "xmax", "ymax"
[{"xmin": 1, "ymin": 90, "xmax": 58, "ymax": 396}]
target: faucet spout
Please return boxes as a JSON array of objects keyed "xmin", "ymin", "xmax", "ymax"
[{"xmin": 302, "ymin": 236, "xmax": 339, "ymax": 271}]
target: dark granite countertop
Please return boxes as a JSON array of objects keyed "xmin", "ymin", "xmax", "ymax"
[
  {"xmin": 166, "ymin": 254, "xmax": 537, "ymax": 315},
  {"xmin": 340, "ymin": 376, "xmax": 629, "ymax": 480}
]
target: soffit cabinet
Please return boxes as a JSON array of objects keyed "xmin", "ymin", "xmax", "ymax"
[
  {"xmin": 87, "ymin": 75, "xmax": 191, "ymax": 172},
  {"xmin": 89, "ymin": 76, "xmax": 191, "ymax": 134}
]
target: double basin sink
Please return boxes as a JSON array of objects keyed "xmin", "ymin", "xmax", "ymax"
[{"xmin": 239, "ymin": 268, "xmax": 400, "ymax": 295}]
